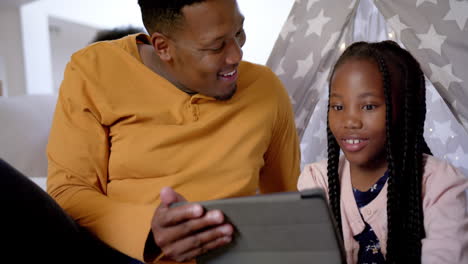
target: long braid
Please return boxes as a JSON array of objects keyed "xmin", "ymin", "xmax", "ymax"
[
  {"xmin": 409, "ymin": 97, "xmax": 424, "ymax": 262},
  {"xmin": 327, "ymin": 122, "xmax": 342, "ymax": 236},
  {"xmin": 406, "ymin": 53, "xmax": 422, "ymax": 262},
  {"xmin": 378, "ymin": 42, "xmax": 427, "ymax": 263},
  {"xmin": 401, "ymin": 50, "xmax": 419, "ymax": 262},
  {"xmin": 374, "ymin": 54, "xmax": 400, "ymax": 263},
  {"xmin": 326, "ymin": 59, "xmax": 343, "ymax": 237},
  {"xmin": 404, "ymin": 48, "xmax": 427, "ymax": 261}
]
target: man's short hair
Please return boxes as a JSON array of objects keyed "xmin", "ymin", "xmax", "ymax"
[
  {"xmin": 92, "ymin": 26, "xmax": 145, "ymax": 43},
  {"xmin": 138, "ymin": 0, "xmax": 206, "ymax": 36}
]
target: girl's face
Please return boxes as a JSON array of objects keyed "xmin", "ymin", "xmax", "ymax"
[{"xmin": 329, "ymin": 59, "xmax": 387, "ymax": 169}]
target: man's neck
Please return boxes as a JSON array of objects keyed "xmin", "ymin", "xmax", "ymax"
[{"xmin": 137, "ymin": 44, "xmax": 196, "ymax": 95}]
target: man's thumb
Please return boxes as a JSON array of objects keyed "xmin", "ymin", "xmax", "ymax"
[{"xmin": 160, "ymin": 187, "xmax": 186, "ymax": 206}]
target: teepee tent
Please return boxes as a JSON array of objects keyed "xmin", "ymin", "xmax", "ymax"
[{"xmin": 267, "ymin": 0, "xmax": 468, "ymax": 176}]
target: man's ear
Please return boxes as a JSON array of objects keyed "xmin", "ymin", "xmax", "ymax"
[{"xmin": 150, "ymin": 32, "xmax": 172, "ymax": 61}]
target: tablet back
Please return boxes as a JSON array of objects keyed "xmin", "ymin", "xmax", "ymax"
[{"xmin": 193, "ymin": 188, "xmax": 345, "ymax": 264}]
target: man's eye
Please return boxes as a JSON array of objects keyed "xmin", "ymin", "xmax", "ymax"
[
  {"xmin": 236, "ymin": 29, "xmax": 244, "ymax": 38},
  {"xmin": 211, "ymin": 43, "xmax": 224, "ymax": 52}
]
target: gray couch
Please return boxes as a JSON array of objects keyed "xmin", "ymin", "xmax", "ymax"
[{"xmin": 0, "ymin": 94, "xmax": 57, "ymax": 189}]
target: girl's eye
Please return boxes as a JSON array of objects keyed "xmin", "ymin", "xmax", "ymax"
[
  {"xmin": 331, "ymin": 105, "xmax": 343, "ymax": 111},
  {"xmin": 363, "ymin": 105, "xmax": 376, "ymax": 110}
]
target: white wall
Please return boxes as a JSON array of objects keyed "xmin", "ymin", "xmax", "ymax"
[
  {"xmin": 237, "ymin": 0, "xmax": 295, "ymax": 64},
  {"xmin": 21, "ymin": 1, "xmax": 53, "ymax": 94},
  {"xmin": 0, "ymin": 56, "xmax": 6, "ymax": 96},
  {"xmin": 0, "ymin": 7, "xmax": 26, "ymax": 96},
  {"xmin": 19, "ymin": 0, "xmax": 295, "ymax": 95},
  {"xmin": 49, "ymin": 17, "xmax": 100, "ymax": 93}
]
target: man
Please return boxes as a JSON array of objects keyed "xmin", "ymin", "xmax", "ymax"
[{"xmin": 47, "ymin": 0, "xmax": 300, "ymax": 263}]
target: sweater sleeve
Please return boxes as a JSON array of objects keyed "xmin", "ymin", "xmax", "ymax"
[
  {"xmin": 46, "ymin": 56, "xmax": 155, "ymax": 261},
  {"xmin": 297, "ymin": 159, "xmax": 329, "ymax": 192},
  {"xmin": 259, "ymin": 69, "xmax": 301, "ymax": 193},
  {"xmin": 421, "ymin": 156, "xmax": 468, "ymax": 264}
]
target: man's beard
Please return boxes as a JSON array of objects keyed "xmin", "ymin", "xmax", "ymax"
[{"xmin": 215, "ymin": 85, "xmax": 237, "ymax": 101}]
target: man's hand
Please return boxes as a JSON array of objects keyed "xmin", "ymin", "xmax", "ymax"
[{"xmin": 151, "ymin": 187, "xmax": 234, "ymax": 262}]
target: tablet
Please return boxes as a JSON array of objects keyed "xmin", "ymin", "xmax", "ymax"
[{"xmin": 172, "ymin": 188, "xmax": 345, "ymax": 264}]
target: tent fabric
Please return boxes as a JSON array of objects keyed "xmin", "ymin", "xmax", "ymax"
[
  {"xmin": 266, "ymin": 0, "xmax": 356, "ymax": 139},
  {"xmin": 267, "ymin": 0, "xmax": 468, "ymax": 176},
  {"xmin": 374, "ymin": 0, "xmax": 468, "ymax": 133}
]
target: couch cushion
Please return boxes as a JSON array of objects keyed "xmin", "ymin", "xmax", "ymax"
[{"xmin": 0, "ymin": 95, "xmax": 57, "ymax": 179}]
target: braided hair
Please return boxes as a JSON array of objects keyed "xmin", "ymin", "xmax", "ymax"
[{"xmin": 326, "ymin": 40, "xmax": 431, "ymax": 263}]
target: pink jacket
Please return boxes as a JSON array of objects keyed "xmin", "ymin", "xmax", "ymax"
[{"xmin": 298, "ymin": 154, "xmax": 468, "ymax": 264}]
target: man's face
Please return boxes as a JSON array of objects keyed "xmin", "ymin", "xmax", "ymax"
[{"xmin": 167, "ymin": 0, "xmax": 245, "ymax": 100}]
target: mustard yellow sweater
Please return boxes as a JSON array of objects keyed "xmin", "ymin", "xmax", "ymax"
[{"xmin": 47, "ymin": 34, "xmax": 300, "ymax": 262}]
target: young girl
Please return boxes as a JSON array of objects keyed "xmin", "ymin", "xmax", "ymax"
[{"xmin": 298, "ymin": 41, "xmax": 468, "ymax": 263}]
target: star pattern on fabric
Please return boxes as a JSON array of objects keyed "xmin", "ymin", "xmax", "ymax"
[
  {"xmin": 429, "ymin": 63, "xmax": 462, "ymax": 89},
  {"xmin": 289, "ymin": 95, "xmax": 296, "ymax": 105},
  {"xmin": 425, "ymin": 78, "xmax": 441, "ymax": 103},
  {"xmin": 417, "ymin": 25, "xmax": 447, "ymax": 55},
  {"xmin": 290, "ymin": 35, "xmax": 296, "ymax": 44},
  {"xmin": 430, "ymin": 94, "xmax": 441, "ymax": 104},
  {"xmin": 386, "ymin": 15, "xmax": 408, "ymax": 40},
  {"xmin": 321, "ymin": 31, "xmax": 340, "ymax": 57},
  {"xmin": 295, "ymin": 108, "xmax": 309, "ymax": 129},
  {"xmin": 444, "ymin": 0, "xmax": 468, "ymax": 30},
  {"xmin": 452, "ymin": 101, "xmax": 468, "ymax": 124},
  {"xmin": 305, "ymin": 9, "xmax": 332, "ymax": 37},
  {"xmin": 300, "ymin": 141, "xmax": 309, "ymax": 154},
  {"xmin": 416, "ymin": 0, "xmax": 438, "ymax": 7},
  {"xmin": 313, "ymin": 101, "xmax": 322, "ymax": 113},
  {"xmin": 293, "ymin": 51, "xmax": 314, "ymax": 79},
  {"xmin": 446, "ymin": 146, "xmax": 468, "ymax": 169},
  {"xmin": 307, "ymin": 0, "xmax": 321, "ymax": 11},
  {"xmin": 313, "ymin": 120, "xmax": 326, "ymax": 139},
  {"xmin": 313, "ymin": 68, "xmax": 331, "ymax": 93},
  {"xmin": 275, "ymin": 57, "xmax": 285, "ymax": 76},
  {"xmin": 429, "ymin": 119, "xmax": 454, "ymax": 145},
  {"xmin": 280, "ymin": 15, "xmax": 297, "ymax": 40}
]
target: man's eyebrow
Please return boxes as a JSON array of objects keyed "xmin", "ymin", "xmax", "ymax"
[
  {"xmin": 202, "ymin": 17, "xmax": 245, "ymax": 46},
  {"xmin": 205, "ymin": 36, "xmax": 224, "ymax": 46},
  {"xmin": 330, "ymin": 93, "xmax": 342, "ymax": 98}
]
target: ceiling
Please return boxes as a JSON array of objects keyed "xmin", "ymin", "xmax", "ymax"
[{"xmin": 0, "ymin": 0, "xmax": 37, "ymax": 8}]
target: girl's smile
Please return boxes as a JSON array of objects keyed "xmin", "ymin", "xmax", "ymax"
[{"xmin": 340, "ymin": 137, "xmax": 369, "ymax": 152}]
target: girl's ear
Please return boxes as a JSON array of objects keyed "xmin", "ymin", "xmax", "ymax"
[{"xmin": 150, "ymin": 32, "xmax": 172, "ymax": 62}]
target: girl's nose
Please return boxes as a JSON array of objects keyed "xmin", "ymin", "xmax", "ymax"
[{"xmin": 344, "ymin": 114, "xmax": 363, "ymax": 129}]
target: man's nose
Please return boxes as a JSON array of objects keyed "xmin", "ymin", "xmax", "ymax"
[{"xmin": 225, "ymin": 38, "xmax": 243, "ymax": 65}]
